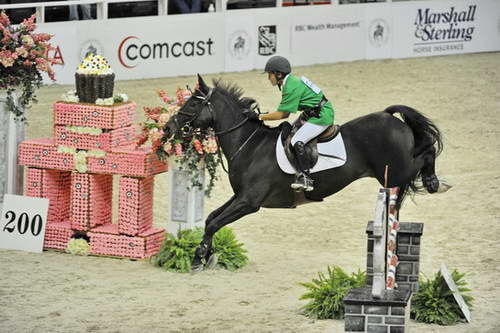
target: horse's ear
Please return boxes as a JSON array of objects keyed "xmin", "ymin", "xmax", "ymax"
[{"xmin": 197, "ymin": 74, "xmax": 209, "ymax": 94}]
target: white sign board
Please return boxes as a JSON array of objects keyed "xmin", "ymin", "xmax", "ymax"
[
  {"xmin": 391, "ymin": 0, "xmax": 500, "ymax": 59},
  {"xmin": 0, "ymin": 194, "xmax": 49, "ymax": 253},
  {"xmin": 440, "ymin": 263, "xmax": 472, "ymax": 323}
]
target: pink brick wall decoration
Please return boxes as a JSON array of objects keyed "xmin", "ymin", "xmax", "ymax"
[
  {"xmin": 54, "ymin": 125, "xmax": 137, "ymax": 151},
  {"xmin": 19, "ymin": 138, "xmax": 74, "ymax": 171},
  {"xmin": 44, "ymin": 221, "xmax": 73, "ymax": 250},
  {"xmin": 26, "ymin": 168, "xmax": 71, "ymax": 224},
  {"xmin": 53, "ymin": 102, "xmax": 135, "ymax": 129},
  {"xmin": 19, "ymin": 138, "xmax": 167, "ymax": 178},
  {"xmin": 118, "ymin": 176, "xmax": 154, "ymax": 236},
  {"xmin": 87, "ymin": 146, "xmax": 167, "ymax": 177},
  {"xmin": 89, "ymin": 224, "xmax": 165, "ymax": 259},
  {"xmin": 70, "ymin": 173, "xmax": 113, "ymax": 231}
]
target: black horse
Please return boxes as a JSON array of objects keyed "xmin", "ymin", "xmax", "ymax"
[{"xmin": 164, "ymin": 75, "xmax": 446, "ymax": 271}]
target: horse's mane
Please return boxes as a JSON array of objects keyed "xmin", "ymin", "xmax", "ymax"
[{"xmin": 212, "ymin": 79, "xmax": 276, "ymax": 131}]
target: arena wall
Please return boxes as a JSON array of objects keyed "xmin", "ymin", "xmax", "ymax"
[{"xmin": 37, "ymin": 0, "xmax": 500, "ymax": 84}]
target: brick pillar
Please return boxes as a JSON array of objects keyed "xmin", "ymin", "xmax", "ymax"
[
  {"xmin": 70, "ymin": 173, "xmax": 113, "ymax": 230},
  {"xmin": 396, "ymin": 222, "xmax": 424, "ymax": 292},
  {"xmin": 344, "ymin": 288, "xmax": 412, "ymax": 333},
  {"xmin": 366, "ymin": 221, "xmax": 424, "ymax": 292}
]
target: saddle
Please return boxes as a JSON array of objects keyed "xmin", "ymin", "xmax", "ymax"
[{"xmin": 281, "ymin": 119, "xmax": 340, "ymax": 170}]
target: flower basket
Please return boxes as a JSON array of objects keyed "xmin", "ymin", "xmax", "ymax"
[{"xmin": 0, "ymin": 12, "xmax": 58, "ymax": 121}]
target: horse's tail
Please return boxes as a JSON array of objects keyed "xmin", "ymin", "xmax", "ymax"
[{"xmin": 384, "ymin": 105, "xmax": 443, "ymax": 199}]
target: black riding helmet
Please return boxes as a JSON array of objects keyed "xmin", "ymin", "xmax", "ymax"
[{"xmin": 264, "ymin": 56, "xmax": 291, "ymax": 76}]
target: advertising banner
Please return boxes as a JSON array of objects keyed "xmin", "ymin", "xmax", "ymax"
[
  {"xmin": 391, "ymin": 0, "xmax": 500, "ymax": 58},
  {"xmin": 38, "ymin": 22, "xmax": 78, "ymax": 85},
  {"xmin": 288, "ymin": 6, "xmax": 365, "ymax": 66},
  {"xmin": 365, "ymin": 3, "xmax": 393, "ymax": 60},
  {"xmin": 224, "ymin": 14, "xmax": 256, "ymax": 72}
]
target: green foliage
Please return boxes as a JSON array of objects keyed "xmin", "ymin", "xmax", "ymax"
[
  {"xmin": 212, "ymin": 227, "xmax": 248, "ymax": 271},
  {"xmin": 151, "ymin": 227, "xmax": 248, "ymax": 272},
  {"xmin": 411, "ymin": 269, "xmax": 474, "ymax": 325},
  {"xmin": 300, "ymin": 266, "xmax": 366, "ymax": 319},
  {"xmin": 151, "ymin": 229, "xmax": 203, "ymax": 273}
]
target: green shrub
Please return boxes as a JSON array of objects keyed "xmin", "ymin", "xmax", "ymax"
[
  {"xmin": 300, "ymin": 266, "xmax": 366, "ymax": 319},
  {"xmin": 212, "ymin": 227, "xmax": 248, "ymax": 271},
  {"xmin": 151, "ymin": 228, "xmax": 203, "ymax": 272},
  {"xmin": 151, "ymin": 227, "xmax": 248, "ymax": 272},
  {"xmin": 411, "ymin": 269, "xmax": 474, "ymax": 325}
]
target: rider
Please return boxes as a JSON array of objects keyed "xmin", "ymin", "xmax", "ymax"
[{"xmin": 259, "ymin": 55, "xmax": 335, "ymax": 192}]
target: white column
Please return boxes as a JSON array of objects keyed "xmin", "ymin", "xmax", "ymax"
[
  {"xmin": 167, "ymin": 167, "xmax": 205, "ymax": 236},
  {"xmin": 0, "ymin": 91, "xmax": 25, "ymax": 213}
]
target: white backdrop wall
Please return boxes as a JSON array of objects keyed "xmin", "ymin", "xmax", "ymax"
[{"xmin": 39, "ymin": 0, "xmax": 500, "ymax": 85}]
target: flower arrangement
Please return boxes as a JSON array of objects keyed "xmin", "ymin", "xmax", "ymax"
[
  {"xmin": 137, "ymin": 87, "xmax": 221, "ymax": 197},
  {"xmin": 0, "ymin": 12, "xmax": 59, "ymax": 121}
]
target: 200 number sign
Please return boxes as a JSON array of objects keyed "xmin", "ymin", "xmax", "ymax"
[
  {"xmin": 0, "ymin": 194, "xmax": 49, "ymax": 253},
  {"xmin": 3, "ymin": 211, "xmax": 44, "ymax": 236}
]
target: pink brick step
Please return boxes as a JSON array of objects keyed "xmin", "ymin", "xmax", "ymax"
[
  {"xmin": 19, "ymin": 138, "xmax": 168, "ymax": 177},
  {"xmin": 53, "ymin": 102, "xmax": 135, "ymax": 129},
  {"xmin": 44, "ymin": 221, "xmax": 73, "ymax": 250},
  {"xmin": 88, "ymin": 224, "xmax": 165, "ymax": 259}
]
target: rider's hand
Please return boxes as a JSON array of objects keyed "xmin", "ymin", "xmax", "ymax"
[{"xmin": 244, "ymin": 110, "xmax": 260, "ymax": 122}]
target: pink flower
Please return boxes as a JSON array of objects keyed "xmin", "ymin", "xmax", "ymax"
[
  {"xmin": 202, "ymin": 137, "xmax": 218, "ymax": 154},
  {"xmin": 174, "ymin": 143, "xmax": 183, "ymax": 157},
  {"xmin": 163, "ymin": 142, "xmax": 173, "ymax": 154},
  {"xmin": 0, "ymin": 11, "xmax": 11, "ymax": 26},
  {"xmin": 148, "ymin": 128, "xmax": 163, "ymax": 142},
  {"xmin": 20, "ymin": 15, "xmax": 36, "ymax": 32},
  {"xmin": 193, "ymin": 139, "xmax": 203, "ymax": 154},
  {"xmin": 158, "ymin": 113, "xmax": 170, "ymax": 127},
  {"xmin": 22, "ymin": 35, "xmax": 34, "ymax": 47},
  {"xmin": 167, "ymin": 104, "xmax": 179, "ymax": 114},
  {"xmin": 15, "ymin": 46, "xmax": 28, "ymax": 58},
  {"xmin": 157, "ymin": 89, "xmax": 172, "ymax": 104},
  {"xmin": 0, "ymin": 50, "xmax": 15, "ymax": 67}
]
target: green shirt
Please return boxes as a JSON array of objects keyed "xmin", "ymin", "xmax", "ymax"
[{"xmin": 277, "ymin": 74, "xmax": 335, "ymax": 126}]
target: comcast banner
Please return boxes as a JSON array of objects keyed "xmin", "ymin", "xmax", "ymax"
[{"xmin": 391, "ymin": 0, "xmax": 500, "ymax": 58}]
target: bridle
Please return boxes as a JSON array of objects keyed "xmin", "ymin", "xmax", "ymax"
[
  {"xmin": 173, "ymin": 87, "xmax": 261, "ymax": 171},
  {"xmin": 176, "ymin": 87, "xmax": 255, "ymax": 137}
]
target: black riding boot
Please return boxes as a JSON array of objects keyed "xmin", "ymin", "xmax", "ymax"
[{"xmin": 291, "ymin": 141, "xmax": 314, "ymax": 192}]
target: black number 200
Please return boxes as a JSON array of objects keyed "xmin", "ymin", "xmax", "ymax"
[{"xmin": 3, "ymin": 211, "xmax": 43, "ymax": 236}]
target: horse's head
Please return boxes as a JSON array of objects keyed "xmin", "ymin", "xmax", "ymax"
[{"xmin": 164, "ymin": 74, "xmax": 214, "ymax": 139}]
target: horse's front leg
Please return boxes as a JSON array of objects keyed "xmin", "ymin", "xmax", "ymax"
[
  {"xmin": 195, "ymin": 195, "xmax": 236, "ymax": 264},
  {"xmin": 191, "ymin": 196, "xmax": 260, "ymax": 272}
]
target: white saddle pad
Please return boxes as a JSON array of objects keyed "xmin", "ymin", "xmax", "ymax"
[{"xmin": 276, "ymin": 132, "xmax": 347, "ymax": 174}]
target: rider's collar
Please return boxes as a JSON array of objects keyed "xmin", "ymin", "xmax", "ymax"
[{"xmin": 282, "ymin": 74, "xmax": 290, "ymax": 88}]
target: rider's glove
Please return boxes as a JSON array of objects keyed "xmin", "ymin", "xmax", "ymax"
[{"xmin": 244, "ymin": 110, "xmax": 260, "ymax": 122}]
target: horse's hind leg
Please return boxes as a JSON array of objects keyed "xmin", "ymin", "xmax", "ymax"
[{"xmin": 420, "ymin": 146, "xmax": 440, "ymax": 193}]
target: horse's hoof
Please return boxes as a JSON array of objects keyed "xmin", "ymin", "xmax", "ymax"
[
  {"xmin": 191, "ymin": 264, "xmax": 204, "ymax": 274},
  {"xmin": 206, "ymin": 253, "xmax": 218, "ymax": 269},
  {"xmin": 437, "ymin": 178, "xmax": 453, "ymax": 193}
]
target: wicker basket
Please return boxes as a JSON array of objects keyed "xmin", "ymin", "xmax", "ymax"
[{"xmin": 75, "ymin": 73, "xmax": 115, "ymax": 103}]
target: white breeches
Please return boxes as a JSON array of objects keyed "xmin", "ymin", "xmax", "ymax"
[{"xmin": 291, "ymin": 122, "xmax": 329, "ymax": 146}]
